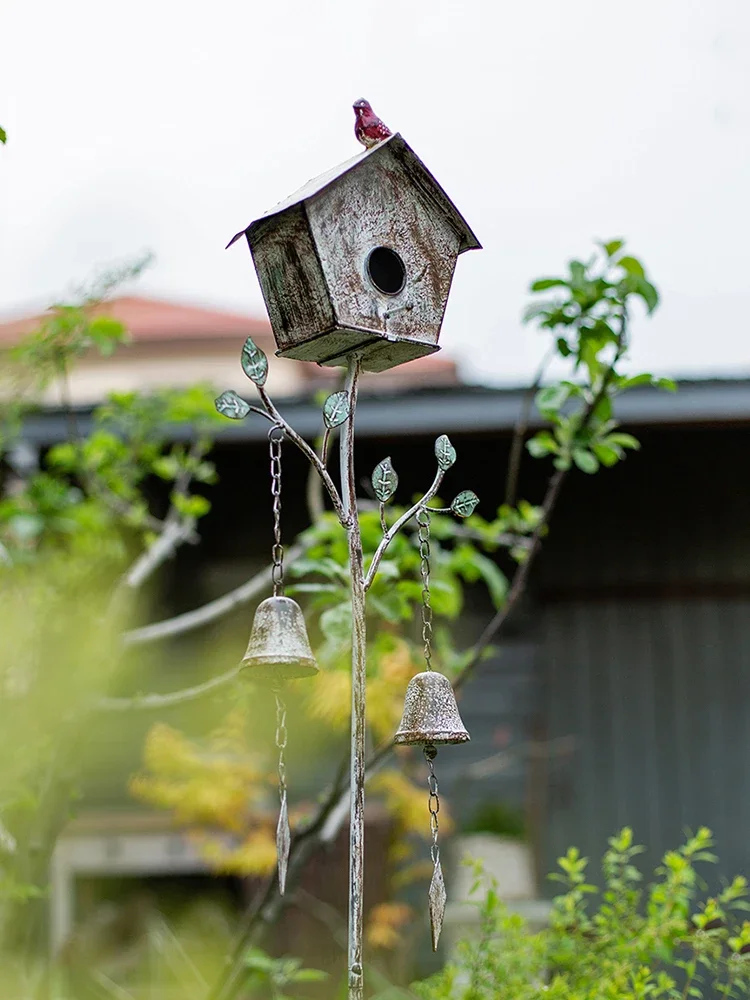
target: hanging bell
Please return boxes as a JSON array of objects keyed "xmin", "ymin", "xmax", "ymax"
[
  {"xmin": 240, "ymin": 596, "xmax": 319, "ymax": 683},
  {"xmin": 394, "ymin": 671, "xmax": 470, "ymax": 746}
]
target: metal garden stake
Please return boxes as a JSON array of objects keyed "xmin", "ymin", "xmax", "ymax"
[{"xmin": 217, "ymin": 127, "xmax": 480, "ymax": 1000}]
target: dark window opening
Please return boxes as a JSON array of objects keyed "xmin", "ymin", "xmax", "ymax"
[{"xmin": 366, "ymin": 246, "xmax": 406, "ymax": 295}]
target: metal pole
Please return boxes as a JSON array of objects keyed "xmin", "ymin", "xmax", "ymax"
[{"xmin": 340, "ymin": 354, "xmax": 366, "ymax": 1000}]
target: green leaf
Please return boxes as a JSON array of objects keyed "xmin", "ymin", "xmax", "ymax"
[
  {"xmin": 569, "ymin": 260, "xmax": 586, "ymax": 288},
  {"xmin": 434, "ymin": 434, "xmax": 457, "ymax": 471},
  {"xmin": 591, "ymin": 443, "xmax": 620, "ymax": 467},
  {"xmin": 289, "ymin": 969, "xmax": 328, "ymax": 983},
  {"xmin": 606, "ymin": 432, "xmax": 640, "ymax": 450},
  {"xmin": 635, "ymin": 276, "xmax": 659, "ymax": 313},
  {"xmin": 656, "ymin": 376, "xmax": 677, "ymax": 392},
  {"xmin": 372, "ymin": 457, "xmax": 398, "ymax": 503},
  {"xmin": 530, "ymin": 278, "xmax": 568, "ymax": 291},
  {"xmin": 0, "ymin": 126, "xmax": 6, "ymax": 145},
  {"xmin": 172, "ymin": 493, "xmax": 210, "ymax": 518},
  {"xmin": 618, "ymin": 373, "xmax": 654, "ymax": 390},
  {"xmin": 240, "ymin": 336, "xmax": 268, "ymax": 386},
  {"xmin": 215, "ymin": 390, "xmax": 251, "ymax": 420},
  {"xmin": 618, "ymin": 255, "xmax": 646, "ymax": 278},
  {"xmin": 451, "ymin": 490, "xmax": 480, "ymax": 518},
  {"xmin": 323, "ymin": 390, "xmax": 350, "ymax": 429},
  {"xmin": 319, "ymin": 602, "xmax": 352, "ymax": 642},
  {"xmin": 572, "ymin": 448, "xmax": 599, "ymax": 474},
  {"xmin": 536, "ymin": 384, "xmax": 570, "ymax": 416},
  {"xmin": 469, "ymin": 552, "xmax": 508, "ymax": 608},
  {"xmin": 87, "ymin": 315, "xmax": 128, "ymax": 355},
  {"xmin": 557, "ymin": 337, "xmax": 572, "ymax": 357},
  {"xmin": 602, "ymin": 239, "xmax": 624, "ymax": 257},
  {"xmin": 527, "ymin": 431, "xmax": 558, "ymax": 458}
]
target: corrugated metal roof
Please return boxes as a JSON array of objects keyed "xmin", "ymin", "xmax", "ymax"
[{"xmin": 15, "ymin": 378, "xmax": 750, "ymax": 447}]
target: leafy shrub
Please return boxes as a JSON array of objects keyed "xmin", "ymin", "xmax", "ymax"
[{"xmin": 411, "ymin": 828, "xmax": 750, "ymax": 1000}]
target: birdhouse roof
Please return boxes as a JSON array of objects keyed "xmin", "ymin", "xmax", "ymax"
[{"xmin": 227, "ymin": 133, "xmax": 481, "ymax": 254}]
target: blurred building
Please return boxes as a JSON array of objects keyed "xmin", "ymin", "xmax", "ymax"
[
  {"xmin": 0, "ymin": 294, "xmax": 459, "ymax": 406},
  {"xmin": 4, "ymin": 298, "xmax": 750, "ymax": 976}
]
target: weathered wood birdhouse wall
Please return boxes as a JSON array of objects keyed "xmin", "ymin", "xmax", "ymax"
[{"xmin": 228, "ymin": 134, "xmax": 480, "ymax": 373}]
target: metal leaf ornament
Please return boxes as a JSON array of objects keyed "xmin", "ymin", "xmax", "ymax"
[
  {"xmin": 215, "ymin": 390, "xmax": 251, "ymax": 420},
  {"xmin": 276, "ymin": 793, "xmax": 290, "ymax": 895},
  {"xmin": 451, "ymin": 490, "xmax": 480, "ymax": 518},
  {"xmin": 434, "ymin": 434, "xmax": 457, "ymax": 471},
  {"xmin": 240, "ymin": 336, "xmax": 269, "ymax": 386},
  {"xmin": 323, "ymin": 391, "xmax": 351, "ymax": 429},
  {"xmin": 429, "ymin": 859, "xmax": 447, "ymax": 951},
  {"xmin": 372, "ymin": 457, "xmax": 398, "ymax": 503}
]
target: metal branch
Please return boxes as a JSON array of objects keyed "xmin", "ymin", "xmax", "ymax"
[
  {"xmin": 364, "ymin": 468, "xmax": 444, "ymax": 591},
  {"xmin": 257, "ymin": 386, "xmax": 348, "ymax": 525},
  {"xmin": 339, "ymin": 355, "xmax": 367, "ymax": 1000}
]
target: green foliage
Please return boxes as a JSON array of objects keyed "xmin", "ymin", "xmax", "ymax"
[
  {"xmin": 0, "ymin": 126, "xmax": 7, "ymax": 144},
  {"xmin": 524, "ymin": 241, "xmax": 668, "ymax": 476},
  {"xmin": 291, "ymin": 503, "xmax": 528, "ymax": 673},
  {"xmin": 243, "ymin": 948, "xmax": 327, "ymax": 999},
  {"xmin": 412, "ymin": 829, "xmax": 750, "ymax": 1000}
]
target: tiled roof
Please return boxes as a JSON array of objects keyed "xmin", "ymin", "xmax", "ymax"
[
  {"xmin": 0, "ymin": 295, "xmax": 275, "ymax": 345},
  {"xmin": 0, "ymin": 294, "xmax": 458, "ymax": 385}
]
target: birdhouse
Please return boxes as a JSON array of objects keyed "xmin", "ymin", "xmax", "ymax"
[{"xmin": 227, "ymin": 133, "xmax": 480, "ymax": 373}]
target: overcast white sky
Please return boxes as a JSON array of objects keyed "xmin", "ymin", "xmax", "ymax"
[{"xmin": 1, "ymin": 0, "xmax": 749, "ymax": 385}]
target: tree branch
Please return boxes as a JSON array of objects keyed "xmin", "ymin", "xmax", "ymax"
[
  {"xmin": 364, "ymin": 468, "xmax": 444, "ymax": 591},
  {"xmin": 96, "ymin": 667, "xmax": 238, "ymax": 712},
  {"xmin": 117, "ymin": 516, "xmax": 197, "ymax": 594},
  {"xmin": 504, "ymin": 344, "xmax": 555, "ymax": 508},
  {"xmin": 121, "ymin": 541, "xmax": 309, "ymax": 646}
]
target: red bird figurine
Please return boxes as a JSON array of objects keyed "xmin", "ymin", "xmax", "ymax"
[{"xmin": 353, "ymin": 99, "xmax": 393, "ymax": 149}]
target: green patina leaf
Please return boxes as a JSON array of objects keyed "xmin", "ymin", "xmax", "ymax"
[
  {"xmin": 240, "ymin": 336, "xmax": 268, "ymax": 386},
  {"xmin": 372, "ymin": 457, "xmax": 398, "ymax": 503},
  {"xmin": 322, "ymin": 390, "xmax": 350, "ymax": 429},
  {"xmin": 214, "ymin": 390, "xmax": 251, "ymax": 420},
  {"xmin": 451, "ymin": 490, "xmax": 480, "ymax": 518},
  {"xmin": 434, "ymin": 434, "xmax": 457, "ymax": 471}
]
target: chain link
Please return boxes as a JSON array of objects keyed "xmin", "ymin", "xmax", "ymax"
[
  {"xmin": 424, "ymin": 744, "xmax": 440, "ymax": 864},
  {"xmin": 417, "ymin": 508, "xmax": 433, "ymax": 671},
  {"xmin": 269, "ymin": 426, "xmax": 284, "ymax": 596},
  {"xmin": 275, "ymin": 691, "xmax": 288, "ymax": 796}
]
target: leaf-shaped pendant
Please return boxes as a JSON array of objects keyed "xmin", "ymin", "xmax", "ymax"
[
  {"xmin": 215, "ymin": 389, "xmax": 250, "ymax": 420},
  {"xmin": 372, "ymin": 457, "xmax": 398, "ymax": 503},
  {"xmin": 323, "ymin": 390, "xmax": 351, "ymax": 429},
  {"xmin": 277, "ymin": 790, "xmax": 290, "ymax": 895},
  {"xmin": 434, "ymin": 434, "xmax": 457, "ymax": 471},
  {"xmin": 241, "ymin": 336, "xmax": 269, "ymax": 386},
  {"xmin": 428, "ymin": 859, "xmax": 447, "ymax": 951},
  {"xmin": 451, "ymin": 490, "xmax": 480, "ymax": 518}
]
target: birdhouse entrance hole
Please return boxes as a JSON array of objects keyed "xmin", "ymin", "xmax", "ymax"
[{"xmin": 366, "ymin": 246, "xmax": 406, "ymax": 296}]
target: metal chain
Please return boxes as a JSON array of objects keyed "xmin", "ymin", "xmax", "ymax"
[
  {"xmin": 269, "ymin": 427, "xmax": 284, "ymax": 596},
  {"xmin": 424, "ymin": 744, "xmax": 440, "ymax": 864},
  {"xmin": 275, "ymin": 691, "xmax": 288, "ymax": 800},
  {"xmin": 417, "ymin": 508, "xmax": 433, "ymax": 671}
]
